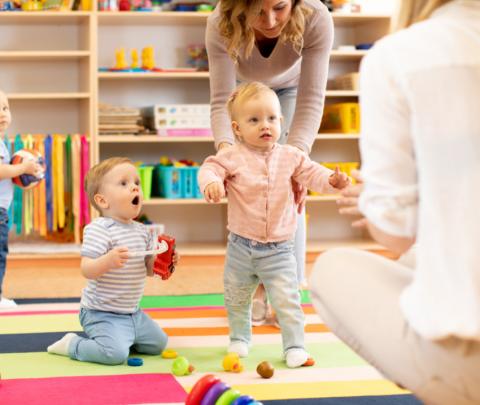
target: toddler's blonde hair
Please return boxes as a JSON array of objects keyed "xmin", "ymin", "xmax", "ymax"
[
  {"xmin": 227, "ymin": 81, "xmax": 280, "ymax": 121},
  {"xmin": 84, "ymin": 157, "xmax": 133, "ymax": 213},
  {"xmin": 392, "ymin": 0, "xmax": 452, "ymax": 31}
]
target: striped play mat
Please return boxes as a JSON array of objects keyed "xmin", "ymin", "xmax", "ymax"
[{"xmin": 0, "ymin": 294, "xmax": 422, "ymax": 404}]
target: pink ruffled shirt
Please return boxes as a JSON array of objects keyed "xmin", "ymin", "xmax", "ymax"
[{"xmin": 198, "ymin": 143, "xmax": 337, "ymax": 243}]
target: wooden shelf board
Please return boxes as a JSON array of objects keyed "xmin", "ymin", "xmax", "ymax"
[
  {"xmin": 330, "ymin": 50, "xmax": 368, "ymax": 61},
  {"xmin": 0, "ymin": 11, "xmax": 91, "ymax": 23},
  {"xmin": 0, "ymin": 51, "xmax": 90, "ymax": 60},
  {"xmin": 326, "ymin": 90, "xmax": 359, "ymax": 97},
  {"xmin": 98, "ymin": 135, "xmax": 213, "ymax": 142},
  {"xmin": 7, "ymin": 92, "xmax": 90, "ymax": 100},
  {"xmin": 143, "ymin": 195, "xmax": 339, "ymax": 206},
  {"xmin": 332, "ymin": 13, "xmax": 391, "ymax": 26},
  {"xmin": 97, "ymin": 134, "xmax": 358, "ymax": 143},
  {"xmin": 97, "ymin": 11, "xmax": 209, "ymax": 25},
  {"xmin": 98, "ymin": 71, "xmax": 208, "ymax": 79}
]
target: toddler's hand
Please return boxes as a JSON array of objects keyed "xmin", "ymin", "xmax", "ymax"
[
  {"xmin": 22, "ymin": 160, "xmax": 41, "ymax": 176},
  {"xmin": 106, "ymin": 247, "xmax": 129, "ymax": 268},
  {"xmin": 329, "ymin": 166, "xmax": 350, "ymax": 190},
  {"xmin": 204, "ymin": 181, "xmax": 225, "ymax": 203}
]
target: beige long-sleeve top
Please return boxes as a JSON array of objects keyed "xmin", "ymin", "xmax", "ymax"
[
  {"xmin": 358, "ymin": 0, "xmax": 480, "ymax": 340},
  {"xmin": 198, "ymin": 143, "xmax": 337, "ymax": 243},
  {"xmin": 205, "ymin": 0, "xmax": 334, "ymax": 153}
]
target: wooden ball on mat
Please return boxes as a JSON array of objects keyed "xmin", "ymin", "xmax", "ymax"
[{"xmin": 256, "ymin": 361, "xmax": 274, "ymax": 378}]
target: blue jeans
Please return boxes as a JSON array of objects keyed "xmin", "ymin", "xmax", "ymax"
[
  {"xmin": 224, "ymin": 233, "xmax": 305, "ymax": 354},
  {"xmin": 69, "ymin": 308, "xmax": 168, "ymax": 365},
  {"xmin": 0, "ymin": 208, "xmax": 9, "ymax": 297},
  {"xmin": 276, "ymin": 87, "xmax": 306, "ymax": 284}
]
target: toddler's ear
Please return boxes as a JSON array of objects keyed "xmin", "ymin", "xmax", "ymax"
[
  {"xmin": 94, "ymin": 193, "xmax": 109, "ymax": 210},
  {"xmin": 231, "ymin": 121, "xmax": 242, "ymax": 140}
]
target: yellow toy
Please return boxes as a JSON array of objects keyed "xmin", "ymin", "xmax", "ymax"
[
  {"xmin": 142, "ymin": 46, "xmax": 155, "ymax": 70},
  {"xmin": 114, "ymin": 48, "xmax": 128, "ymax": 70},
  {"xmin": 131, "ymin": 49, "xmax": 139, "ymax": 69},
  {"xmin": 161, "ymin": 348, "xmax": 178, "ymax": 359},
  {"xmin": 222, "ymin": 353, "xmax": 244, "ymax": 373}
]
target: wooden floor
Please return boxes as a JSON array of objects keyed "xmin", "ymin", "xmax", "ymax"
[{"xmin": 3, "ymin": 250, "xmax": 397, "ymax": 298}]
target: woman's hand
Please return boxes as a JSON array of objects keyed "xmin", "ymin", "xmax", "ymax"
[
  {"xmin": 217, "ymin": 142, "xmax": 232, "ymax": 152},
  {"xmin": 204, "ymin": 181, "xmax": 225, "ymax": 203},
  {"xmin": 336, "ymin": 170, "xmax": 367, "ymax": 228}
]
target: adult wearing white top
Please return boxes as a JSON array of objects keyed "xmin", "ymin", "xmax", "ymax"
[
  {"xmin": 309, "ymin": 1, "xmax": 480, "ymax": 404},
  {"xmin": 206, "ymin": 0, "xmax": 333, "ymax": 324}
]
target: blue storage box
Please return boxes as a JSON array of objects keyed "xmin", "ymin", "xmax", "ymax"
[{"xmin": 152, "ymin": 165, "xmax": 185, "ymax": 199}]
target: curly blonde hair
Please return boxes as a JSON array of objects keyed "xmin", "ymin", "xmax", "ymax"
[
  {"xmin": 218, "ymin": 0, "xmax": 312, "ymax": 63},
  {"xmin": 392, "ymin": 0, "xmax": 452, "ymax": 31}
]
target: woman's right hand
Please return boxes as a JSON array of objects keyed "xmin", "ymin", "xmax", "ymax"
[{"xmin": 336, "ymin": 170, "xmax": 367, "ymax": 228}]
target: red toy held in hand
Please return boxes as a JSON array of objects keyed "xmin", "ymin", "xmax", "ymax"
[{"xmin": 153, "ymin": 235, "xmax": 176, "ymax": 280}]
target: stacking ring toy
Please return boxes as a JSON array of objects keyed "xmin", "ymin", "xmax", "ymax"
[
  {"xmin": 215, "ymin": 388, "xmax": 241, "ymax": 405},
  {"xmin": 161, "ymin": 349, "xmax": 178, "ymax": 359},
  {"xmin": 200, "ymin": 381, "xmax": 229, "ymax": 405},
  {"xmin": 231, "ymin": 396, "xmax": 256, "ymax": 405},
  {"xmin": 127, "ymin": 358, "xmax": 143, "ymax": 366},
  {"xmin": 185, "ymin": 374, "xmax": 221, "ymax": 405}
]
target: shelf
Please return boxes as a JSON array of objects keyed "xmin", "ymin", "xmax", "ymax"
[
  {"xmin": 97, "ymin": 11, "xmax": 209, "ymax": 25},
  {"xmin": 0, "ymin": 11, "xmax": 91, "ymax": 23},
  {"xmin": 7, "ymin": 92, "xmax": 90, "ymax": 100},
  {"xmin": 331, "ymin": 13, "xmax": 391, "ymax": 26},
  {"xmin": 330, "ymin": 50, "xmax": 368, "ymax": 61},
  {"xmin": 142, "ymin": 195, "xmax": 340, "ymax": 206},
  {"xmin": 98, "ymin": 71, "xmax": 209, "ymax": 79},
  {"xmin": 326, "ymin": 90, "xmax": 359, "ymax": 97},
  {"xmin": 0, "ymin": 51, "xmax": 90, "ymax": 60},
  {"xmin": 97, "ymin": 134, "xmax": 359, "ymax": 143}
]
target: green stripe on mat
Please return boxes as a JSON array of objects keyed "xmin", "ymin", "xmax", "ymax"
[
  {"xmin": 139, "ymin": 291, "xmax": 312, "ymax": 308},
  {"xmin": 0, "ymin": 342, "xmax": 364, "ymax": 379}
]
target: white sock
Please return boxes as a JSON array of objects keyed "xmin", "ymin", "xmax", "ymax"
[
  {"xmin": 285, "ymin": 348, "xmax": 309, "ymax": 368},
  {"xmin": 228, "ymin": 341, "xmax": 249, "ymax": 358},
  {"xmin": 47, "ymin": 333, "xmax": 77, "ymax": 356}
]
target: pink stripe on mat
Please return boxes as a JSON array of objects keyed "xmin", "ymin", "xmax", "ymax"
[{"xmin": 0, "ymin": 373, "xmax": 187, "ymax": 404}]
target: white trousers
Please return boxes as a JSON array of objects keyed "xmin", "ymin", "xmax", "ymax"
[{"xmin": 309, "ymin": 247, "xmax": 480, "ymax": 405}]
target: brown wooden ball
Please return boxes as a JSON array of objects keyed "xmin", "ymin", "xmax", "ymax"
[{"xmin": 256, "ymin": 361, "xmax": 274, "ymax": 378}]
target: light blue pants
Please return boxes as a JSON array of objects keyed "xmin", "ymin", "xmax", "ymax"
[
  {"xmin": 69, "ymin": 308, "xmax": 168, "ymax": 365},
  {"xmin": 224, "ymin": 233, "xmax": 305, "ymax": 354},
  {"xmin": 276, "ymin": 87, "xmax": 306, "ymax": 284}
]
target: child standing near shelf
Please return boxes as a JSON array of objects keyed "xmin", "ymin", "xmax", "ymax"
[
  {"xmin": 48, "ymin": 157, "xmax": 177, "ymax": 365},
  {"xmin": 198, "ymin": 82, "xmax": 350, "ymax": 368},
  {"xmin": 0, "ymin": 90, "xmax": 42, "ymax": 309}
]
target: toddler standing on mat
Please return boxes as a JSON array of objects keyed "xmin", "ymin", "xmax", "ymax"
[
  {"xmin": 198, "ymin": 82, "xmax": 350, "ymax": 368},
  {"xmin": 48, "ymin": 157, "xmax": 177, "ymax": 364},
  {"xmin": 0, "ymin": 90, "xmax": 42, "ymax": 309}
]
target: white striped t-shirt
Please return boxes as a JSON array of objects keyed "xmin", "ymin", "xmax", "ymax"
[{"xmin": 80, "ymin": 217, "xmax": 153, "ymax": 314}]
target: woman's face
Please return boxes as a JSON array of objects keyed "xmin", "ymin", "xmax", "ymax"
[{"xmin": 251, "ymin": 0, "xmax": 293, "ymax": 40}]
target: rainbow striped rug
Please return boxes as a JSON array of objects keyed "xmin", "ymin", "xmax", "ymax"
[{"xmin": 0, "ymin": 294, "xmax": 421, "ymax": 404}]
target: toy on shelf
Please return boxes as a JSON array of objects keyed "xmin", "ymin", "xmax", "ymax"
[
  {"xmin": 187, "ymin": 44, "xmax": 208, "ymax": 71},
  {"xmin": 142, "ymin": 46, "xmax": 155, "ymax": 70},
  {"xmin": 222, "ymin": 353, "xmax": 244, "ymax": 373},
  {"xmin": 114, "ymin": 48, "xmax": 129, "ymax": 70},
  {"xmin": 11, "ymin": 149, "xmax": 46, "ymax": 190},
  {"xmin": 172, "ymin": 356, "xmax": 195, "ymax": 376},
  {"xmin": 185, "ymin": 374, "xmax": 264, "ymax": 405}
]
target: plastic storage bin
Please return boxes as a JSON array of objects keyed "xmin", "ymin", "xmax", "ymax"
[
  {"xmin": 152, "ymin": 165, "xmax": 185, "ymax": 199},
  {"xmin": 320, "ymin": 103, "xmax": 360, "ymax": 134},
  {"xmin": 182, "ymin": 166, "xmax": 200, "ymax": 198},
  {"xmin": 138, "ymin": 165, "xmax": 154, "ymax": 200}
]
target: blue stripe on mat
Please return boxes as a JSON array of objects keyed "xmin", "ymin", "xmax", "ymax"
[
  {"xmin": 0, "ymin": 332, "xmax": 87, "ymax": 353},
  {"xmin": 263, "ymin": 395, "xmax": 422, "ymax": 404}
]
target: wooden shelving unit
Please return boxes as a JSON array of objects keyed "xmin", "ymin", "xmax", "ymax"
[{"xmin": 2, "ymin": 9, "xmax": 391, "ymax": 257}]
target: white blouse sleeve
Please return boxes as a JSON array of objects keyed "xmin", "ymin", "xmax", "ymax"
[{"xmin": 358, "ymin": 43, "xmax": 418, "ymax": 238}]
